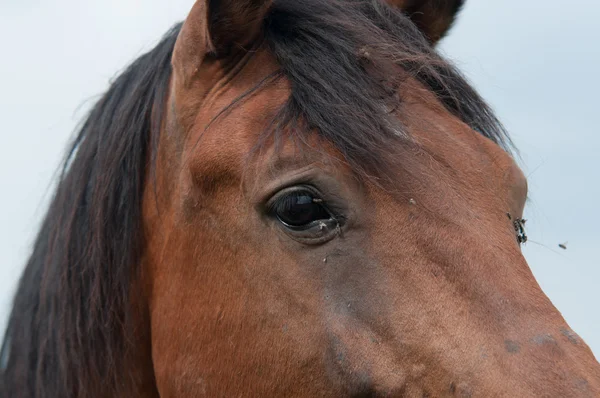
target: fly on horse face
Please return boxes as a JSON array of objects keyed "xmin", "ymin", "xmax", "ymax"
[{"xmin": 2, "ymin": 0, "xmax": 599, "ymax": 396}]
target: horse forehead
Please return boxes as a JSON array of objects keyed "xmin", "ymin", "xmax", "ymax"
[
  {"xmin": 406, "ymin": 98, "xmax": 521, "ymax": 185},
  {"xmin": 175, "ymin": 49, "xmax": 520, "ymax": 196},
  {"xmin": 171, "ymin": 46, "xmax": 283, "ymax": 136},
  {"xmin": 181, "ymin": 88, "xmax": 288, "ymax": 192}
]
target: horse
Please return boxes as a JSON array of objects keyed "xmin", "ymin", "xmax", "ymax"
[{"xmin": 2, "ymin": 0, "xmax": 599, "ymax": 396}]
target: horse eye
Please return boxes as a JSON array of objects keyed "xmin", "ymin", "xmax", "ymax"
[{"xmin": 272, "ymin": 190, "xmax": 332, "ymax": 228}]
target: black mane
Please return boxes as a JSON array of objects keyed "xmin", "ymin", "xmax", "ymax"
[
  {"xmin": 0, "ymin": 23, "xmax": 180, "ymax": 397},
  {"xmin": 1, "ymin": 1, "xmax": 509, "ymax": 396},
  {"xmin": 264, "ymin": 0, "xmax": 509, "ymax": 178}
]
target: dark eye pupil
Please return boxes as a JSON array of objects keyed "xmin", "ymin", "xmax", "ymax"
[{"xmin": 276, "ymin": 192, "xmax": 331, "ymax": 227}]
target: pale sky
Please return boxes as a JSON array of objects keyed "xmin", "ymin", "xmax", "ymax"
[{"xmin": 0, "ymin": 0, "xmax": 598, "ymax": 359}]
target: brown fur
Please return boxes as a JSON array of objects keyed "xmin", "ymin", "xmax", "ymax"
[
  {"xmin": 2, "ymin": 0, "xmax": 599, "ymax": 397},
  {"xmin": 148, "ymin": 0, "xmax": 600, "ymax": 396}
]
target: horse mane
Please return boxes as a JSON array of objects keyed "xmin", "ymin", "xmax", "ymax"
[
  {"xmin": 1, "ymin": 1, "xmax": 510, "ymax": 396},
  {"xmin": 263, "ymin": 0, "xmax": 510, "ymax": 179},
  {"xmin": 0, "ymin": 23, "xmax": 181, "ymax": 397}
]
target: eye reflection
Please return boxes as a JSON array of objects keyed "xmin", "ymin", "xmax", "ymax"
[{"xmin": 272, "ymin": 190, "xmax": 332, "ymax": 229}]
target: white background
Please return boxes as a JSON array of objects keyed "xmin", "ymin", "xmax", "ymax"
[{"xmin": 1, "ymin": 1, "xmax": 598, "ymax": 357}]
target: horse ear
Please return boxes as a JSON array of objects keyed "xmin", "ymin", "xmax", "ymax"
[
  {"xmin": 386, "ymin": 0, "xmax": 465, "ymax": 44},
  {"xmin": 173, "ymin": 0, "xmax": 272, "ymax": 85}
]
